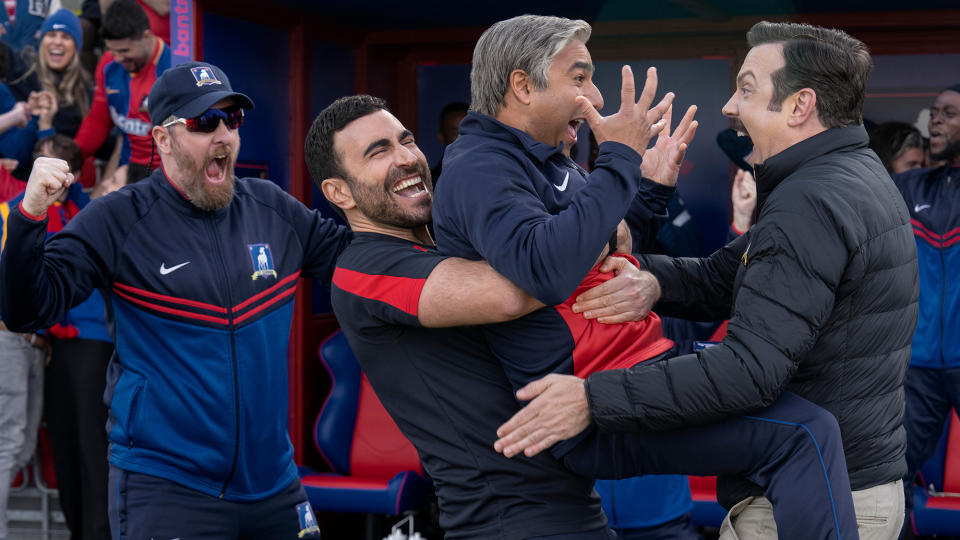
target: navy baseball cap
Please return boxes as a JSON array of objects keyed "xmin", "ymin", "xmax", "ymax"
[{"xmin": 148, "ymin": 61, "xmax": 254, "ymax": 126}]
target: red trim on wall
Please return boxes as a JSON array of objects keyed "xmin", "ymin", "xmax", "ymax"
[
  {"xmin": 192, "ymin": 0, "xmax": 202, "ymax": 60},
  {"xmin": 287, "ymin": 19, "xmax": 310, "ymax": 465}
]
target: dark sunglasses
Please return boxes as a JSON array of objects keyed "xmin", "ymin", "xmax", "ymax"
[{"xmin": 162, "ymin": 106, "xmax": 244, "ymax": 133}]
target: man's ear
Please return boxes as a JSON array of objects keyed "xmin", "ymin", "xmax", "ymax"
[
  {"xmin": 152, "ymin": 125, "xmax": 171, "ymax": 154},
  {"xmin": 787, "ymin": 88, "xmax": 817, "ymax": 127},
  {"xmin": 508, "ymin": 69, "xmax": 534, "ymax": 106},
  {"xmin": 321, "ymin": 177, "xmax": 355, "ymax": 212}
]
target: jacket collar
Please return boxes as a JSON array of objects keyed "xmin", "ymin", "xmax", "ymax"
[
  {"xmin": 754, "ymin": 124, "xmax": 869, "ymax": 209},
  {"xmin": 459, "ymin": 111, "xmax": 564, "ymax": 164}
]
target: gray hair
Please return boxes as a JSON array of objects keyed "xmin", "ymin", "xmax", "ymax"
[{"xmin": 470, "ymin": 15, "xmax": 591, "ymax": 117}]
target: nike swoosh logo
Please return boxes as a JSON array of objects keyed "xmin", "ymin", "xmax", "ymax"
[
  {"xmin": 554, "ymin": 172, "xmax": 569, "ymax": 192},
  {"xmin": 105, "ymin": 87, "xmax": 120, "ymax": 95},
  {"xmin": 914, "ymin": 203, "xmax": 931, "ymax": 212},
  {"xmin": 160, "ymin": 262, "xmax": 190, "ymax": 275}
]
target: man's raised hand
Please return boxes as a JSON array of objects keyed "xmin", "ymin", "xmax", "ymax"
[
  {"xmin": 22, "ymin": 157, "xmax": 74, "ymax": 217},
  {"xmin": 640, "ymin": 103, "xmax": 699, "ymax": 186},
  {"xmin": 577, "ymin": 66, "xmax": 674, "ymax": 157}
]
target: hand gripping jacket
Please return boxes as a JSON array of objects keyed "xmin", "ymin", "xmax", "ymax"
[{"xmin": 0, "ymin": 170, "xmax": 350, "ymax": 500}]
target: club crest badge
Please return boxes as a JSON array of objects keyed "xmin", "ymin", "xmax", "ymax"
[
  {"xmin": 191, "ymin": 66, "xmax": 223, "ymax": 87},
  {"xmin": 296, "ymin": 502, "xmax": 321, "ymax": 538},
  {"xmin": 248, "ymin": 243, "xmax": 277, "ymax": 280}
]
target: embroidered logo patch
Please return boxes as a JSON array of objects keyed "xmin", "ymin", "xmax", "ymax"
[
  {"xmin": 190, "ymin": 66, "xmax": 223, "ymax": 87},
  {"xmin": 741, "ymin": 241, "xmax": 751, "ymax": 266},
  {"xmin": 296, "ymin": 502, "xmax": 320, "ymax": 538},
  {"xmin": 248, "ymin": 243, "xmax": 277, "ymax": 280}
]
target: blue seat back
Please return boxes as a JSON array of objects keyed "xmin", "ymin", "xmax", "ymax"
[{"xmin": 313, "ymin": 331, "xmax": 362, "ymax": 475}]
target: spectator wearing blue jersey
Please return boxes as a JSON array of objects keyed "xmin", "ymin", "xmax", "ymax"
[
  {"xmin": 894, "ymin": 84, "xmax": 960, "ymax": 537},
  {"xmin": 74, "ymin": 0, "xmax": 169, "ymax": 184}
]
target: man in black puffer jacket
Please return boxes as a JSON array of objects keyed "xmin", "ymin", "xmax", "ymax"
[{"xmin": 495, "ymin": 21, "xmax": 918, "ymax": 539}]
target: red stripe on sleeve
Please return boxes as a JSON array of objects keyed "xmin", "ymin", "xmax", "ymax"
[{"xmin": 332, "ymin": 267, "xmax": 425, "ymax": 317}]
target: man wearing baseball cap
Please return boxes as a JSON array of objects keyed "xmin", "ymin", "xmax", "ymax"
[{"xmin": 0, "ymin": 61, "xmax": 342, "ymax": 538}]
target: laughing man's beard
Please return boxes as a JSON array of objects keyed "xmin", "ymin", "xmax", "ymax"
[{"xmin": 349, "ymin": 161, "xmax": 432, "ymax": 229}]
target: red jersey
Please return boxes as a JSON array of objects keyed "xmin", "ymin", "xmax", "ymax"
[
  {"xmin": 74, "ymin": 38, "xmax": 170, "ymax": 167},
  {"xmin": 557, "ymin": 254, "xmax": 675, "ymax": 377}
]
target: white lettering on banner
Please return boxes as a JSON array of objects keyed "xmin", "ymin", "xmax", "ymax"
[{"xmin": 108, "ymin": 106, "xmax": 152, "ymax": 136}]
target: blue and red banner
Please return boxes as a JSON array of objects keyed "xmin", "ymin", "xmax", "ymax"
[{"xmin": 169, "ymin": 0, "xmax": 194, "ymax": 65}]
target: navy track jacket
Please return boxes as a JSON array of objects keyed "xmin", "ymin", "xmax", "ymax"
[
  {"xmin": 892, "ymin": 165, "xmax": 960, "ymax": 369},
  {"xmin": 433, "ymin": 113, "xmax": 674, "ymax": 409},
  {"xmin": 0, "ymin": 169, "xmax": 351, "ymax": 500}
]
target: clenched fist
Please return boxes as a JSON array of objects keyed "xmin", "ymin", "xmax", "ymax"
[{"xmin": 22, "ymin": 157, "xmax": 74, "ymax": 217}]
